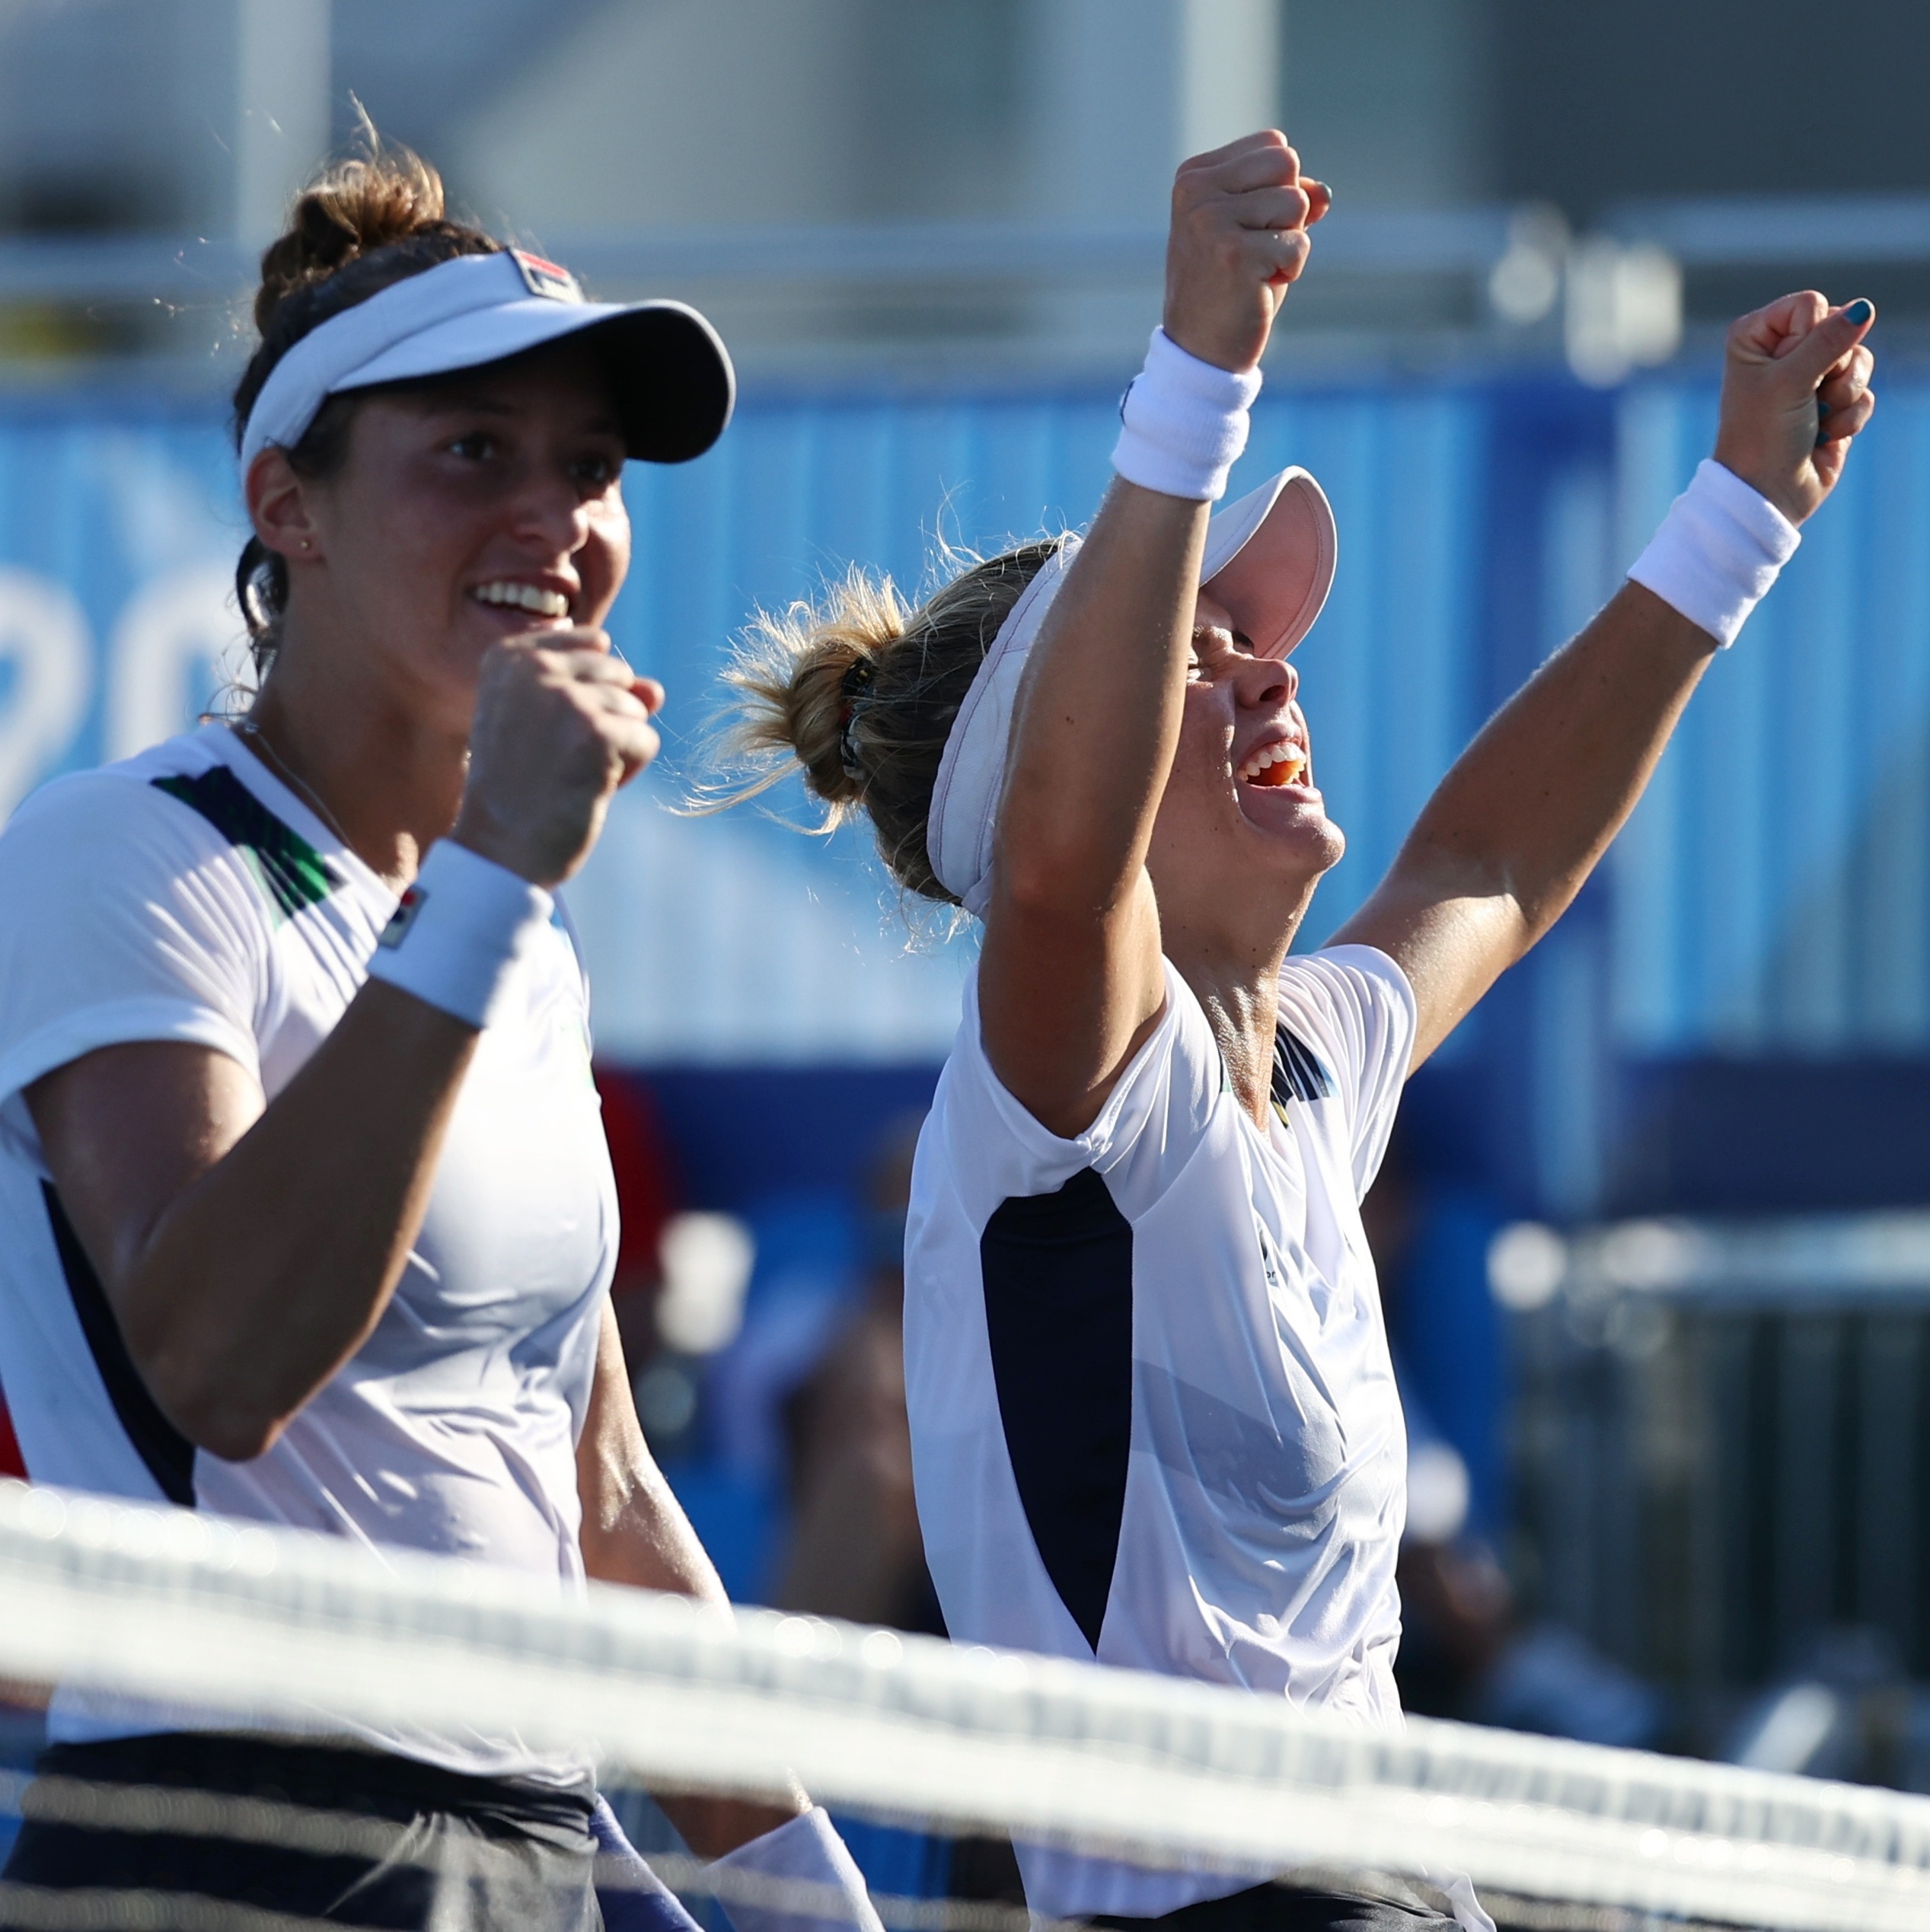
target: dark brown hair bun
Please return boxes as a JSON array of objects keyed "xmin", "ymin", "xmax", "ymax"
[
  {"xmin": 250, "ymin": 147, "xmax": 477, "ymax": 336},
  {"xmin": 230, "ymin": 136, "xmax": 503, "ymax": 675}
]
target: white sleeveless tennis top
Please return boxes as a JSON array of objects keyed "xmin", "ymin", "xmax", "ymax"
[
  {"xmin": 0, "ymin": 724, "xmax": 615, "ymax": 1785},
  {"xmin": 904, "ymin": 947, "xmax": 1419, "ymax": 1921}
]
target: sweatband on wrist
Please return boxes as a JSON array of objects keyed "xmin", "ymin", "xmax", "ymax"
[
  {"xmin": 1625, "ymin": 458, "xmax": 1800, "ymax": 649},
  {"xmin": 707, "ymin": 1807, "xmax": 884, "ymax": 1932},
  {"xmin": 365, "ymin": 837, "xmax": 553, "ymax": 1030},
  {"xmin": 1112, "ymin": 326, "xmax": 1263, "ymax": 502}
]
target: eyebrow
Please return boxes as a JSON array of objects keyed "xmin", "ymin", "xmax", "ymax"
[{"xmin": 413, "ymin": 391, "xmax": 625, "ymax": 438}]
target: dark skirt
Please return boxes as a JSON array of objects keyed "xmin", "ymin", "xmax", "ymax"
[
  {"xmin": 1095, "ymin": 1874, "xmax": 1456, "ymax": 1932},
  {"xmin": 1, "ymin": 1730, "xmax": 601, "ymax": 1931}
]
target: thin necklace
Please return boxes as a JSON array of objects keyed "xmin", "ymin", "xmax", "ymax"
[{"xmin": 231, "ymin": 719, "xmax": 353, "ymax": 850}]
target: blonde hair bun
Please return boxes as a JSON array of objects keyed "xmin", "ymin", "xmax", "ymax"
[{"xmin": 704, "ymin": 541, "xmax": 1062, "ymax": 905}]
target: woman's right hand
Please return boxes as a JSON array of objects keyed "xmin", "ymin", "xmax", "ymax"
[
  {"xmin": 1163, "ymin": 129, "xmax": 1329, "ymax": 375},
  {"xmin": 453, "ymin": 630, "xmax": 663, "ymax": 888}
]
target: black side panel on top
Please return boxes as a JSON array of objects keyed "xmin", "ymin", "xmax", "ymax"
[
  {"xmin": 980, "ymin": 1167, "xmax": 1133, "ymax": 1650},
  {"xmin": 1272, "ymin": 1026, "xmax": 1335, "ymax": 1109},
  {"xmin": 42, "ymin": 1184, "xmax": 195, "ymax": 1507}
]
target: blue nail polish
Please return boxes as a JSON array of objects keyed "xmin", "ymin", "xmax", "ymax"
[
  {"xmin": 1817, "ymin": 398, "xmax": 1831, "ymax": 416},
  {"xmin": 1847, "ymin": 298, "xmax": 1874, "ymax": 326}
]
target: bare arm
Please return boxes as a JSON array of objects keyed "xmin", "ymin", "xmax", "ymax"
[
  {"xmin": 981, "ymin": 131, "xmax": 1320, "ymax": 1136},
  {"xmin": 29, "ymin": 1002, "xmax": 474, "ymax": 1462},
  {"xmin": 1332, "ymin": 585, "xmax": 1711, "ymax": 1063},
  {"xmin": 576, "ymin": 1302, "xmax": 732, "ymax": 1598},
  {"xmin": 575, "ymin": 1304, "xmax": 808, "ymax": 1853},
  {"xmin": 1336, "ymin": 290, "xmax": 1878, "ymax": 1064},
  {"xmin": 28, "ymin": 634, "xmax": 662, "ymax": 1462},
  {"xmin": 980, "ymin": 483, "xmax": 1204, "ymax": 1135}
]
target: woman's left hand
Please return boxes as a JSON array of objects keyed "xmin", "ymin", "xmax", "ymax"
[
  {"xmin": 1340, "ymin": 292, "xmax": 1877, "ymax": 1067},
  {"xmin": 1713, "ymin": 292, "xmax": 1877, "ymax": 525}
]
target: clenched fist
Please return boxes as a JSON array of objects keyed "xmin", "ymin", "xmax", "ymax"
[
  {"xmin": 1714, "ymin": 292, "xmax": 1877, "ymax": 526},
  {"xmin": 1163, "ymin": 130, "xmax": 1331, "ymax": 375},
  {"xmin": 453, "ymin": 629, "xmax": 662, "ymax": 888}
]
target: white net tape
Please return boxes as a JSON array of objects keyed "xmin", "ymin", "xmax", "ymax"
[{"xmin": 4, "ymin": 1480, "xmax": 1930, "ymax": 1932}]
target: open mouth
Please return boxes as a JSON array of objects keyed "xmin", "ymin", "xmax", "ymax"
[
  {"xmin": 471, "ymin": 580, "xmax": 572, "ymax": 622},
  {"xmin": 1236, "ymin": 739, "xmax": 1310, "ymax": 789}
]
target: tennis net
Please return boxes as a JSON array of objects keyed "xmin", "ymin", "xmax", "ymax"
[{"xmin": 2, "ymin": 1479, "xmax": 1929, "ymax": 1932}]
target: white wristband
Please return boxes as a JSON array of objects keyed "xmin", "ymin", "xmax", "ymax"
[
  {"xmin": 708, "ymin": 1807, "xmax": 884, "ymax": 1932},
  {"xmin": 1626, "ymin": 458, "xmax": 1800, "ymax": 649},
  {"xmin": 1111, "ymin": 326, "xmax": 1262, "ymax": 502},
  {"xmin": 365, "ymin": 838, "xmax": 553, "ymax": 1030}
]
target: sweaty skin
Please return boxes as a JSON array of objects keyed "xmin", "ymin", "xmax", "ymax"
[{"xmin": 979, "ymin": 129, "xmax": 1877, "ymax": 1143}]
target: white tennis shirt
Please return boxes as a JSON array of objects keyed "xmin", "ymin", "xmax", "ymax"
[
  {"xmin": 905, "ymin": 947, "xmax": 1417, "ymax": 1921},
  {"xmin": 0, "ymin": 724, "xmax": 615, "ymax": 1784}
]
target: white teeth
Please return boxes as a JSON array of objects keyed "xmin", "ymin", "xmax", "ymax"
[
  {"xmin": 473, "ymin": 581, "xmax": 569, "ymax": 618},
  {"xmin": 1237, "ymin": 741, "xmax": 1308, "ymax": 783}
]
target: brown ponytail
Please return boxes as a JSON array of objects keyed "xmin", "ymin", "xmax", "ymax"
[
  {"xmin": 231, "ymin": 137, "xmax": 503, "ymax": 679},
  {"xmin": 706, "ymin": 540, "xmax": 1063, "ymax": 905}
]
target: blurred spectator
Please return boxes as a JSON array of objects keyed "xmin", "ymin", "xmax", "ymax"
[
  {"xmin": 768, "ymin": 1114, "xmax": 1021, "ymax": 1906},
  {"xmin": 1364, "ymin": 1127, "xmax": 1664, "ymax": 1747},
  {"xmin": 0, "ymin": 1384, "xmax": 23, "ymax": 1480},
  {"xmin": 645, "ymin": 1190, "xmax": 850, "ymax": 1603},
  {"xmin": 776, "ymin": 1114, "xmax": 941, "ymax": 1634},
  {"xmin": 702, "ymin": 1194, "xmax": 855, "ymax": 1482},
  {"xmin": 1362, "ymin": 1124, "xmax": 1504, "ymax": 1537},
  {"xmin": 1473, "ymin": 1622, "xmax": 1665, "ymax": 1750},
  {"xmin": 595, "ymin": 1067, "xmax": 681, "ymax": 1378},
  {"xmin": 1722, "ymin": 1628, "xmax": 1912, "ymax": 1785}
]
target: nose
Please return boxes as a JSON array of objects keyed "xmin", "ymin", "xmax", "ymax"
[
  {"xmin": 509, "ymin": 467, "xmax": 595, "ymax": 560},
  {"xmin": 1236, "ymin": 651, "xmax": 1296, "ymax": 708}
]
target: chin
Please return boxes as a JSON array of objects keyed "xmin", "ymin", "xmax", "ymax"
[
  {"xmin": 1247, "ymin": 815, "xmax": 1345, "ymax": 927},
  {"xmin": 1299, "ymin": 810, "xmax": 1347, "ymax": 875},
  {"xmin": 1236, "ymin": 785, "xmax": 1344, "ymax": 869},
  {"xmin": 1274, "ymin": 827, "xmax": 1345, "ymax": 903}
]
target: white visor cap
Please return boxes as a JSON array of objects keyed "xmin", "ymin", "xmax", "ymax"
[
  {"xmin": 238, "ymin": 249, "xmax": 735, "ymax": 473},
  {"xmin": 927, "ymin": 467, "xmax": 1336, "ymax": 916}
]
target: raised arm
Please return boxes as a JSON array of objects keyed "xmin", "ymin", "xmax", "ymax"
[
  {"xmin": 981, "ymin": 132, "xmax": 1322, "ymax": 1136},
  {"xmin": 1335, "ymin": 292, "xmax": 1877, "ymax": 1065}
]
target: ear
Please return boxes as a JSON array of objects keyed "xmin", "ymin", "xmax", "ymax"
[{"xmin": 245, "ymin": 448, "xmax": 321, "ymax": 563}]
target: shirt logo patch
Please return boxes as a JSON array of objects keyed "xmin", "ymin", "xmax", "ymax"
[
  {"xmin": 510, "ymin": 250, "xmax": 582, "ymax": 303},
  {"xmin": 379, "ymin": 885, "xmax": 427, "ymax": 949}
]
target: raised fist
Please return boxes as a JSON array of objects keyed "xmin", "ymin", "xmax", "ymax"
[
  {"xmin": 454, "ymin": 630, "xmax": 662, "ymax": 888},
  {"xmin": 1713, "ymin": 292, "xmax": 1877, "ymax": 525},
  {"xmin": 1163, "ymin": 129, "xmax": 1331, "ymax": 375}
]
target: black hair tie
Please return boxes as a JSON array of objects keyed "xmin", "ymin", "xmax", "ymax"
[{"xmin": 837, "ymin": 658, "xmax": 876, "ymax": 782}]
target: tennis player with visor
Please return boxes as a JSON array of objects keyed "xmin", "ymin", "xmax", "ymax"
[
  {"xmin": 716, "ymin": 129, "xmax": 1878, "ymax": 1931},
  {"xmin": 0, "ymin": 150, "xmax": 880, "ymax": 1932}
]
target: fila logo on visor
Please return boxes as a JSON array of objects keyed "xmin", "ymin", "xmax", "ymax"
[{"xmin": 510, "ymin": 250, "xmax": 582, "ymax": 304}]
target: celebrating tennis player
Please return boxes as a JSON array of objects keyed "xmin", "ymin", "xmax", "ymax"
[
  {"xmin": 715, "ymin": 129, "xmax": 1876, "ymax": 1932},
  {"xmin": 0, "ymin": 145, "xmax": 876, "ymax": 1931}
]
